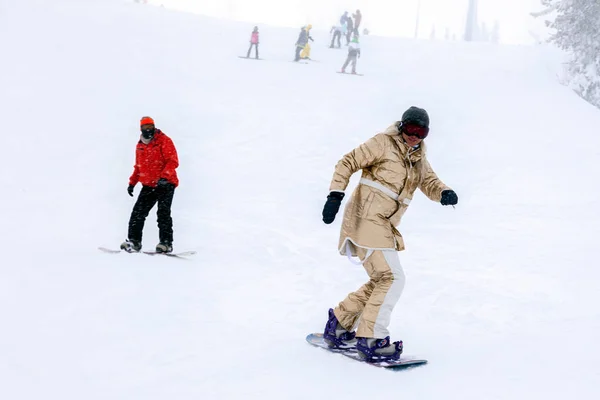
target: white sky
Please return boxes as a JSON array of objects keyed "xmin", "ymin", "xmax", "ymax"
[{"xmin": 150, "ymin": 0, "xmax": 546, "ymax": 44}]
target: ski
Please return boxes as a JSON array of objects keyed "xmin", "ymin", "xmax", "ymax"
[
  {"xmin": 98, "ymin": 247, "xmax": 196, "ymax": 258},
  {"xmin": 337, "ymin": 71, "xmax": 364, "ymax": 76},
  {"xmin": 238, "ymin": 56, "xmax": 262, "ymax": 60},
  {"xmin": 306, "ymin": 333, "xmax": 427, "ymax": 370},
  {"xmin": 143, "ymin": 250, "xmax": 196, "ymax": 258},
  {"xmin": 98, "ymin": 247, "xmax": 122, "ymax": 254}
]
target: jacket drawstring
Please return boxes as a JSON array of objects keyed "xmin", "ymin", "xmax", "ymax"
[
  {"xmin": 406, "ymin": 148, "xmax": 416, "ymax": 179},
  {"xmin": 346, "ymin": 241, "xmax": 373, "ymax": 265}
]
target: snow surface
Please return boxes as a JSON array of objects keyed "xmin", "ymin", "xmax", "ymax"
[{"xmin": 1, "ymin": 0, "xmax": 599, "ymax": 399}]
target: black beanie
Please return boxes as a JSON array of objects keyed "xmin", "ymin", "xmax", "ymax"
[{"xmin": 401, "ymin": 106, "xmax": 429, "ymax": 127}]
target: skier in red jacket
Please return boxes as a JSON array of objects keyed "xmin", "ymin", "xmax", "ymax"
[{"xmin": 121, "ymin": 116, "xmax": 179, "ymax": 253}]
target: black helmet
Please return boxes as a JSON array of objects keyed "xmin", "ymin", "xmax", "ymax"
[{"xmin": 401, "ymin": 106, "xmax": 429, "ymax": 127}]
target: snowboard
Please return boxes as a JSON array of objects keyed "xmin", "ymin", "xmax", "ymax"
[
  {"xmin": 98, "ymin": 247, "xmax": 196, "ymax": 258},
  {"xmin": 305, "ymin": 333, "xmax": 427, "ymax": 369},
  {"xmin": 337, "ymin": 71, "xmax": 364, "ymax": 76}
]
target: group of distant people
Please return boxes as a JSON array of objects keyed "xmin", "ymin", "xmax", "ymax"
[
  {"xmin": 242, "ymin": 24, "xmax": 315, "ymax": 62},
  {"xmin": 331, "ymin": 10, "xmax": 363, "ymax": 74},
  {"xmin": 241, "ymin": 9, "xmax": 364, "ymax": 73},
  {"xmin": 330, "ymin": 10, "xmax": 362, "ymax": 48}
]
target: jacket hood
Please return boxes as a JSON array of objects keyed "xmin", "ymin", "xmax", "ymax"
[{"xmin": 383, "ymin": 123, "xmax": 426, "ymax": 161}]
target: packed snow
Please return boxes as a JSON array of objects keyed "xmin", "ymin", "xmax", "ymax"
[{"xmin": 1, "ymin": 0, "xmax": 599, "ymax": 399}]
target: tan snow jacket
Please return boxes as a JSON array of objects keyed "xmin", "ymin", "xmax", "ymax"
[{"xmin": 329, "ymin": 124, "xmax": 450, "ymax": 255}]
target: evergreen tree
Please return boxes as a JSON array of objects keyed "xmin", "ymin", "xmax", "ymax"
[{"xmin": 541, "ymin": 0, "xmax": 600, "ymax": 107}]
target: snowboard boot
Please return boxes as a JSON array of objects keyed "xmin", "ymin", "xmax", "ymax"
[
  {"xmin": 156, "ymin": 242, "xmax": 173, "ymax": 253},
  {"xmin": 120, "ymin": 239, "xmax": 141, "ymax": 253},
  {"xmin": 323, "ymin": 308, "xmax": 356, "ymax": 349},
  {"xmin": 356, "ymin": 336, "xmax": 403, "ymax": 362}
]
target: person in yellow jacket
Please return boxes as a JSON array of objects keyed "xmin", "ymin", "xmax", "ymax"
[
  {"xmin": 294, "ymin": 24, "xmax": 314, "ymax": 61},
  {"xmin": 320, "ymin": 106, "xmax": 458, "ymax": 362}
]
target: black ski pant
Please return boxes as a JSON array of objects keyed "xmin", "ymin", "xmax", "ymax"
[
  {"xmin": 127, "ymin": 184, "xmax": 175, "ymax": 244},
  {"xmin": 294, "ymin": 45, "xmax": 303, "ymax": 61},
  {"xmin": 247, "ymin": 43, "xmax": 259, "ymax": 58}
]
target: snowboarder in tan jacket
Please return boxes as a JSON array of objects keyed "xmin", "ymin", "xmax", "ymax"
[{"xmin": 320, "ymin": 107, "xmax": 458, "ymax": 362}]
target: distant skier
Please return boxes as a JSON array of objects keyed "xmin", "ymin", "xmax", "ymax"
[
  {"xmin": 341, "ymin": 35, "xmax": 360, "ymax": 74},
  {"xmin": 345, "ymin": 16, "xmax": 354, "ymax": 44},
  {"xmin": 330, "ymin": 25, "xmax": 342, "ymax": 48},
  {"xmin": 246, "ymin": 26, "xmax": 259, "ymax": 59},
  {"xmin": 320, "ymin": 107, "xmax": 458, "ymax": 361},
  {"xmin": 294, "ymin": 24, "xmax": 314, "ymax": 61},
  {"xmin": 353, "ymin": 9, "xmax": 362, "ymax": 35},
  {"xmin": 121, "ymin": 117, "xmax": 179, "ymax": 254},
  {"xmin": 340, "ymin": 11, "xmax": 349, "ymax": 26}
]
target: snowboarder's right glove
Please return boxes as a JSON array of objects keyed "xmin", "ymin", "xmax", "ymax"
[
  {"xmin": 440, "ymin": 189, "xmax": 458, "ymax": 206},
  {"xmin": 127, "ymin": 184, "xmax": 135, "ymax": 197},
  {"xmin": 322, "ymin": 191, "xmax": 345, "ymax": 224}
]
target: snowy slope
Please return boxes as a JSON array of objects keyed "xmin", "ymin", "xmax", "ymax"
[{"xmin": 1, "ymin": 0, "xmax": 599, "ymax": 399}]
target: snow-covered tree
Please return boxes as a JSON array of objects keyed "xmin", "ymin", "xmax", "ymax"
[{"xmin": 540, "ymin": 0, "xmax": 600, "ymax": 108}]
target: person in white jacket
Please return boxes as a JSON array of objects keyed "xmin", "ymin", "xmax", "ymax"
[
  {"xmin": 341, "ymin": 35, "xmax": 361, "ymax": 74},
  {"xmin": 330, "ymin": 25, "xmax": 343, "ymax": 48}
]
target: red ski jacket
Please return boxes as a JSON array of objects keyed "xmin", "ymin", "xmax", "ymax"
[{"xmin": 128, "ymin": 130, "xmax": 179, "ymax": 188}]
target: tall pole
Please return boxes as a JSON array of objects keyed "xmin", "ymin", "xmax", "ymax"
[
  {"xmin": 414, "ymin": 0, "xmax": 422, "ymax": 38},
  {"xmin": 465, "ymin": 0, "xmax": 478, "ymax": 41}
]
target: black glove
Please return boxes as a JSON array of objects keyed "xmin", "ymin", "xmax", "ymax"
[
  {"xmin": 440, "ymin": 190, "xmax": 458, "ymax": 206},
  {"xmin": 127, "ymin": 184, "xmax": 134, "ymax": 197},
  {"xmin": 157, "ymin": 178, "xmax": 170, "ymax": 187},
  {"xmin": 322, "ymin": 191, "xmax": 345, "ymax": 224}
]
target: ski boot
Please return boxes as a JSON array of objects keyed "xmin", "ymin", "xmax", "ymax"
[
  {"xmin": 156, "ymin": 242, "xmax": 173, "ymax": 253},
  {"xmin": 323, "ymin": 308, "xmax": 356, "ymax": 349},
  {"xmin": 356, "ymin": 336, "xmax": 403, "ymax": 362},
  {"xmin": 120, "ymin": 239, "xmax": 141, "ymax": 253}
]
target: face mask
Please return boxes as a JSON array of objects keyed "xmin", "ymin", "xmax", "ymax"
[{"xmin": 141, "ymin": 128, "xmax": 155, "ymax": 139}]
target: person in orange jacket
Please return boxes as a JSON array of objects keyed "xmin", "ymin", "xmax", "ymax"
[{"xmin": 121, "ymin": 116, "xmax": 179, "ymax": 253}]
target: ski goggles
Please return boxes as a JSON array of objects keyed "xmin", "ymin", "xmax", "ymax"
[{"xmin": 400, "ymin": 122, "xmax": 429, "ymax": 139}]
